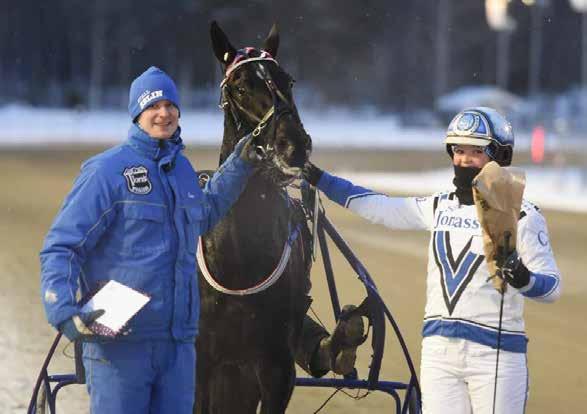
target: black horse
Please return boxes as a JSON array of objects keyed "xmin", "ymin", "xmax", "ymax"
[{"xmin": 195, "ymin": 22, "xmax": 313, "ymax": 413}]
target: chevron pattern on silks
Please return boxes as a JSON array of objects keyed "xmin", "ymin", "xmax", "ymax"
[{"xmin": 472, "ymin": 161, "xmax": 526, "ymax": 292}]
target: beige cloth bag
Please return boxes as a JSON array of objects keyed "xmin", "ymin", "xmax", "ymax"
[{"xmin": 472, "ymin": 161, "xmax": 526, "ymax": 292}]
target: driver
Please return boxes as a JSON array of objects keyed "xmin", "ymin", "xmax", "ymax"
[{"xmin": 303, "ymin": 107, "xmax": 561, "ymax": 413}]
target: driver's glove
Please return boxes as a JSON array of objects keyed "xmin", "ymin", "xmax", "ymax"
[
  {"xmin": 497, "ymin": 250, "xmax": 531, "ymax": 289},
  {"xmin": 234, "ymin": 134, "xmax": 263, "ymax": 164},
  {"xmin": 58, "ymin": 309, "xmax": 105, "ymax": 341},
  {"xmin": 303, "ymin": 162, "xmax": 324, "ymax": 186}
]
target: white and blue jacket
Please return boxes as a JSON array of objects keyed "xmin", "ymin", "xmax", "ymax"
[
  {"xmin": 40, "ymin": 124, "xmax": 252, "ymax": 342},
  {"xmin": 316, "ymin": 171, "xmax": 561, "ymax": 353}
]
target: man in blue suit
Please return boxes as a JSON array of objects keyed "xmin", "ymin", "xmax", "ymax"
[{"xmin": 40, "ymin": 66, "xmax": 258, "ymax": 413}]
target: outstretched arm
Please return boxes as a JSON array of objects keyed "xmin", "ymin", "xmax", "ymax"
[
  {"xmin": 304, "ymin": 163, "xmax": 430, "ymax": 230},
  {"xmin": 200, "ymin": 136, "xmax": 256, "ymax": 233}
]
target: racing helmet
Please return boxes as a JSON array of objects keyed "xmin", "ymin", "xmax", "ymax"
[{"xmin": 445, "ymin": 107, "xmax": 514, "ymax": 166}]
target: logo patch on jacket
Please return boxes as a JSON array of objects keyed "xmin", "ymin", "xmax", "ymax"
[{"xmin": 123, "ymin": 166, "xmax": 152, "ymax": 195}]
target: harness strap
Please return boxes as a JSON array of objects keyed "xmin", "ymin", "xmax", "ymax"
[{"xmin": 198, "ymin": 222, "xmax": 302, "ymax": 296}]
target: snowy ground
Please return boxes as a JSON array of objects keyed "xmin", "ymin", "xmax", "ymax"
[{"xmin": 3, "ymin": 105, "xmax": 587, "ymax": 212}]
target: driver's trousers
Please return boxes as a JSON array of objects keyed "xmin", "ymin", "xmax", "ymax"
[{"xmin": 420, "ymin": 336, "xmax": 528, "ymax": 414}]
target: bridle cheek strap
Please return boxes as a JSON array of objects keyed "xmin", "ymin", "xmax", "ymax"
[{"xmin": 222, "ymin": 87, "xmax": 264, "ymax": 124}]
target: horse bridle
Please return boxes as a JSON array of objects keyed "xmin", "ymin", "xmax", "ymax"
[
  {"xmin": 219, "ymin": 53, "xmax": 295, "ymax": 159},
  {"xmin": 199, "ymin": 53, "xmax": 306, "ymax": 295}
]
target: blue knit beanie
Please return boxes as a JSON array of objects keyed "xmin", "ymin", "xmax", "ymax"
[{"xmin": 128, "ymin": 66, "xmax": 180, "ymax": 121}]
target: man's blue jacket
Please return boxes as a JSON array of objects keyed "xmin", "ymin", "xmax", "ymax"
[{"xmin": 40, "ymin": 124, "xmax": 252, "ymax": 342}]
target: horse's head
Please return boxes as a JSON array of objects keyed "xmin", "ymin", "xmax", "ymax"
[{"xmin": 211, "ymin": 21, "xmax": 312, "ymax": 185}]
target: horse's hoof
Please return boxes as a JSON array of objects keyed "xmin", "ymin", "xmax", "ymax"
[
  {"xmin": 321, "ymin": 305, "xmax": 366, "ymax": 375},
  {"xmin": 332, "ymin": 344, "xmax": 358, "ymax": 375}
]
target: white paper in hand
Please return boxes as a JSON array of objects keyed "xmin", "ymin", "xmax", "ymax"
[{"xmin": 80, "ymin": 280, "xmax": 150, "ymax": 337}]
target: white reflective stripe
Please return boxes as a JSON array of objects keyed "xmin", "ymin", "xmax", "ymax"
[{"xmin": 197, "ymin": 236, "xmax": 292, "ymax": 296}]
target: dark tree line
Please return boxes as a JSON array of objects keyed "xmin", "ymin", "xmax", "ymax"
[{"xmin": 0, "ymin": 0, "xmax": 584, "ymax": 111}]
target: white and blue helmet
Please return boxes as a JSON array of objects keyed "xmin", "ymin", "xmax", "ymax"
[{"xmin": 445, "ymin": 107, "xmax": 514, "ymax": 166}]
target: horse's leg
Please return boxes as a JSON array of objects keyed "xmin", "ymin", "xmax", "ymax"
[
  {"xmin": 257, "ymin": 351, "xmax": 296, "ymax": 414},
  {"xmin": 207, "ymin": 364, "xmax": 260, "ymax": 414}
]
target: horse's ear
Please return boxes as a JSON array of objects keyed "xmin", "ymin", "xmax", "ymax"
[
  {"xmin": 210, "ymin": 21, "xmax": 236, "ymax": 65},
  {"xmin": 263, "ymin": 23, "xmax": 279, "ymax": 58}
]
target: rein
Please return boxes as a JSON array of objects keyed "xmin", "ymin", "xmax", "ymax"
[{"xmin": 198, "ymin": 222, "xmax": 302, "ymax": 296}]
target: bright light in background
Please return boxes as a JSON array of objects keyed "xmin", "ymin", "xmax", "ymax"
[
  {"xmin": 569, "ymin": 0, "xmax": 587, "ymax": 12},
  {"xmin": 485, "ymin": 0, "xmax": 516, "ymax": 31},
  {"xmin": 521, "ymin": 0, "xmax": 536, "ymax": 6}
]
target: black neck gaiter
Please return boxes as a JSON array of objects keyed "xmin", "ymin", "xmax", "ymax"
[{"xmin": 452, "ymin": 165, "xmax": 482, "ymax": 205}]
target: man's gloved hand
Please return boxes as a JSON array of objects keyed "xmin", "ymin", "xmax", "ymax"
[
  {"xmin": 302, "ymin": 162, "xmax": 324, "ymax": 186},
  {"xmin": 58, "ymin": 309, "xmax": 105, "ymax": 341},
  {"xmin": 498, "ymin": 250, "xmax": 531, "ymax": 289},
  {"xmin": 234, "ymin": 134, "xmax": 263, "ymax": 164}
]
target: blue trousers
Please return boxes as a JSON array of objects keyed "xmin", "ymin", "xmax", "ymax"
[{"xmin": 82, "ymin": 340, "xmax": 195, "ymax": 414}]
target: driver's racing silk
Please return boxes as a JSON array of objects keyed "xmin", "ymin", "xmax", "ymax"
[{"xmin": 316, "ymin": 171, "xmax": 561, "ymax": 353}]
